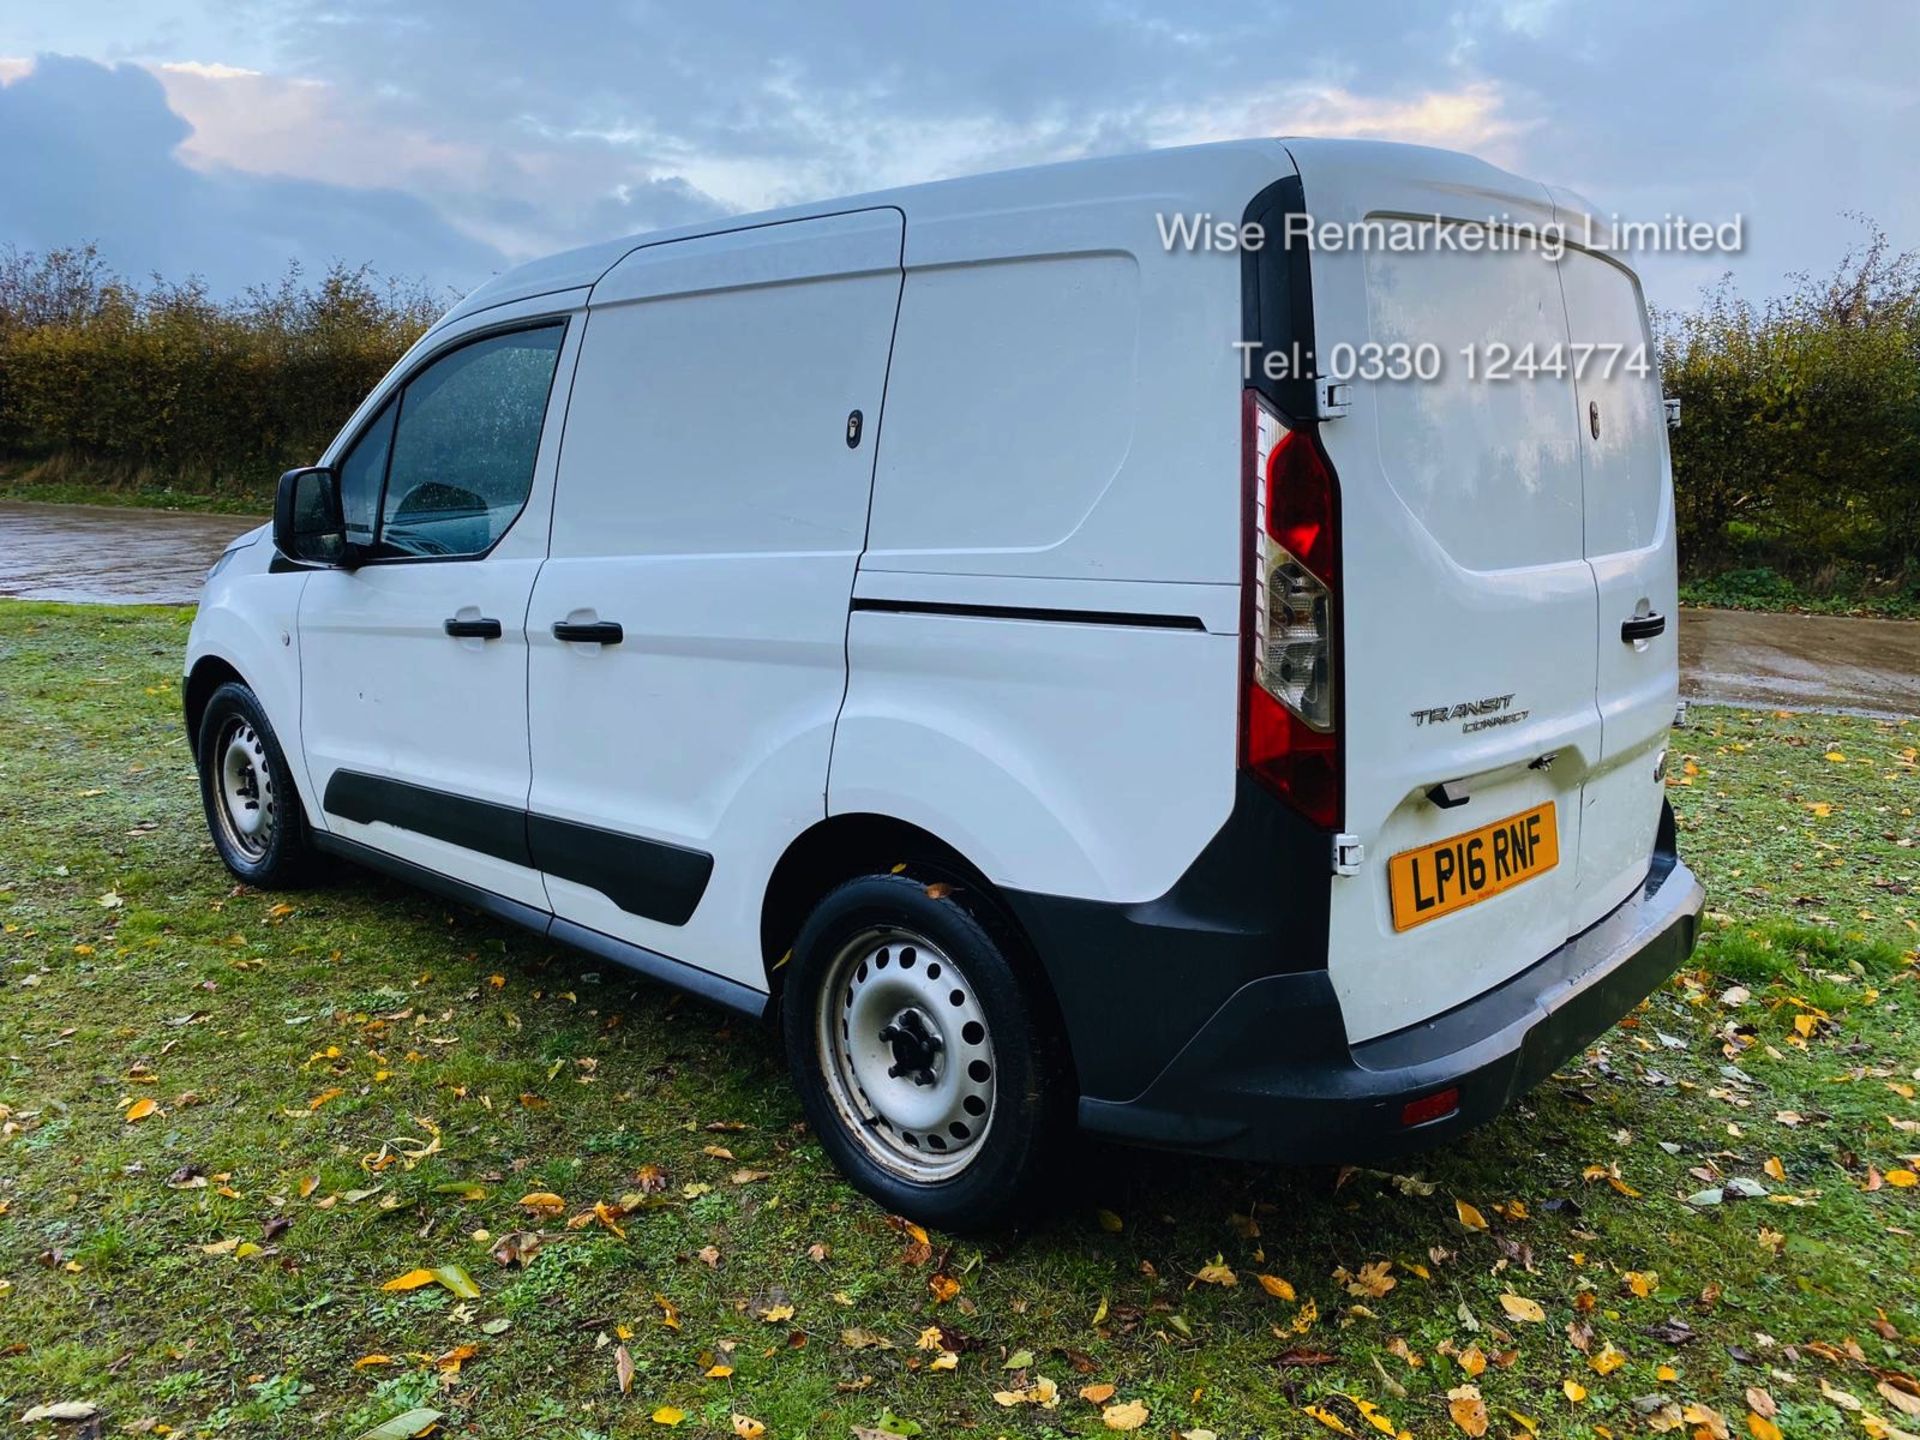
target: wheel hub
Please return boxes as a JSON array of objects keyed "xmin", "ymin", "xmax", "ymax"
[
  {"xmin": 815, "ymin": 926, "xmax": 998, "ymax": 1181},
  {"xmin": 878, "ymin": 1006, "xmax": 943, "ymax": 1086},
  {"xmin": 212, "ymin": 719, "xmax": 276, "ymax": 860}
]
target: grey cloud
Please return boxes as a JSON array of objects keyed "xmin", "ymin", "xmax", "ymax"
[{"xmin": 0, "ymin": 53, "xmax": 505, "ymax": 293}]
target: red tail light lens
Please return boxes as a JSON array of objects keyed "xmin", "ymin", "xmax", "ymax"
[
  {"xmin": 1242, "ymin": 390, "xmax": 1341, "ymax": 828},
  {"xmin": 1400, "ymin": 1087, "xmax": 1460, "ymax": 1128}
]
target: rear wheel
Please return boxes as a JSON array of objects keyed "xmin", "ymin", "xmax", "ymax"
[
  {"xmin": 195, "ymin": 681, "xmax": 314, "ymax": 887},
  {"xmin": 783, "ymin": 872, "xmax": 1069, "ymax": 1230}
]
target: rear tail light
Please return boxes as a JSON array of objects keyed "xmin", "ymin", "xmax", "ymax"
[{"xmin": 1242, "ymin": 389, "xmax": 1341, "ymax": 827}]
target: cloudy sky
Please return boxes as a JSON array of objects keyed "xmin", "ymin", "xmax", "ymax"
[{"xmin": 2, "ymin": 1, "xmax": 1915, "ymax": 310}]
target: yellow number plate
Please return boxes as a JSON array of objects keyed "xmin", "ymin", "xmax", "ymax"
[{"xmin": 1387, "ymin": 801, "xmax": 1558, "ymax": 932}]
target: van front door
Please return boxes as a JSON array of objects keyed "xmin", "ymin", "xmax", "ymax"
[
  {"xmin": 526, "ymin": 209, "xmax": 905, "ymax": 990},
  {"xmin": 299, "ymin": 317, "xmax": 574, "ymax": 913}
]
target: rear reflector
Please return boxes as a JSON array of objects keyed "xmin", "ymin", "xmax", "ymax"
[
  {"xmin": 1242, "ymin": 389, "xmax": 1341, "ymax": 828},
  {"xmin": 1400, "ymin": 1087, "xmax": 1460, "ymax": 1128}
]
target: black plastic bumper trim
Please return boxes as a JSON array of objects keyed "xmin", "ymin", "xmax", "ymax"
[
  {"xmin": 1075, "ymin": 821, "xmax": 1704, "ymax": 1162},
  {"xmin": 1003, "ymin": 772, "xmax": 1334, "ymax": 1102}
]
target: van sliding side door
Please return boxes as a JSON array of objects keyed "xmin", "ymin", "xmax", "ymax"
[{"xmin": 526, "ymin": 209, "xmax": 907, "ymax": 990}]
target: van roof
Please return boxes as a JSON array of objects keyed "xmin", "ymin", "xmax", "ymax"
[{"xmin": 439, "ymin": 137, "xmax": 1589, "ymax": 328}]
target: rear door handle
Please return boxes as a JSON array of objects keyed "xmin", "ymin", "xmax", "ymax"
[
  {"xmin": 552, "ymin": 620, "xmax": 624, "ymax": 645},
  {"xmin": 443, "ymin": 617, "xmax": 502, "ymax": 640},
  {"xmin": 1621, "ymin": 612, "xmax": 1667, "ymax": 643}
]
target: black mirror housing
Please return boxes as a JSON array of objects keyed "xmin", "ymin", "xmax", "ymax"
[{"xmin": 273, "ymin": 466, "xmax": 355, "ymax": 566}]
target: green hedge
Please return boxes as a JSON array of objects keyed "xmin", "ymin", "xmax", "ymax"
[
  {"xmin": 1654, "ymin": 226, "xmax": 1920, "ymax": 590},
  {"xmin": 0, "ymin": 246, "xmax": 440, "ymax": 497}
]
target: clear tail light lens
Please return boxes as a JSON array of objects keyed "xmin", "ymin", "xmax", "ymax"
[{"xmin": 1243, "ymin": 390, "xmax": 1340, "ymax": 827}]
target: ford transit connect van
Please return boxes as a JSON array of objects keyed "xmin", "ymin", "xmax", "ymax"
[{"xmin": 186, "ymin": 138, "xmax": 1704, "ymax": 1228}]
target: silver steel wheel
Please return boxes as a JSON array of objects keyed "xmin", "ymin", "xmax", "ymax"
[
  {"xmin": 814, "ymin": 925, "xmax": 998, "ymax": 1182},
  {"xmin": 212, "ymin": 717, "xmax": 276, "ymax": 862}
]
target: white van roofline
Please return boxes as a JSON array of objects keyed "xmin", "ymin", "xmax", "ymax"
[
  {"xmin": 440, "ymin": 138, "xmax": 1289, "ymax": 325},
  {"xmin": 441, "ymin": 136, "xmax": 1615, "ymax": 330}
]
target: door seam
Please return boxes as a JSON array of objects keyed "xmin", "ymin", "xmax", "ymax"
[{"xmin": 824, "ymin": 211, "xmax": 909, "ymax": 821}]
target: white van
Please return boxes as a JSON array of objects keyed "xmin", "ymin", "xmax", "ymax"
[{"xmin": 186, "ymin": 138, "xmax": 1704, "ymax": 1228}]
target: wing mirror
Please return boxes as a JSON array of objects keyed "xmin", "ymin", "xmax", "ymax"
[{"xmin": 272, "ymin": 466, "xmax": 358, "ymax": 567}]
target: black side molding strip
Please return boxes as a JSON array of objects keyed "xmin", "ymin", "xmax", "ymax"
[
  {"xmin": 528, "ymin": 813, "xmax": 713, "ymax": 928},
  {"xmin": 321, "ymin": 770, "xmax": 714, "ymax": 926},
  {"xmin": 310, "ymin": 832, "xmax": 766, "ymax": 1021},
  {"xmin": 850, "ymin": 597, "xmax": 1206, "ymax": 631},
  {"xmin": 324, "ymin": 770, "xmax": 532, "ymax": 868},
  {"xmin": 312, "ymin": 830, "xmax": 553, "ymax": 933},
  {"xmin": 551, "ymin": 918, "xmax": 766, "ymax": 1019}
]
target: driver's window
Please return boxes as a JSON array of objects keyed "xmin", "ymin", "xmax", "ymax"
[
  {"xmin": 376, "ymin": 323, "xmax": 565, "ymax": 559},
  {"xmin": 337, "ymin": 401, "xmax": 394, "ymax": 547}
]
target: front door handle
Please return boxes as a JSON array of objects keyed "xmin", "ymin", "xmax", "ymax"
[
  {"xmin": 552, "ymin": 620, "xmax": 624, "ymax": 645},
  {"xmin": 444, "ymin": 616, "xmax": 503, "ymax": 640},
  {"xmin": 1621, "ymin": 612, "xmax": 1667, "ymax": 643}
]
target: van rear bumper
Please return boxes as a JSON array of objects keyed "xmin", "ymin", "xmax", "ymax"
[{"xmin": 1075, "ymin": 844, "xmax": 1704, "ymax": 1162}]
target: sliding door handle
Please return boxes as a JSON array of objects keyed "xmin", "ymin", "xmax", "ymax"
[
  {"xmin": 552, "ymin": 620, "xmax": 624, "ymax": 645},
  {"xmin": 1620, "ymin": 612, "xmax": 1667, "ymax": 643},
  {"xmin": 443, "ymin": 616, "xmax": 502, "ymax": 640}
]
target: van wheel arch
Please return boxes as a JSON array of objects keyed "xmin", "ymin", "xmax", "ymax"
[
  {"xmin": 759, "ymin": 815, "xmax": 1076, "ymax": 1087},
  {"xmin": 185, "ymin": 656, "xmax": 247, "ymax": 740}
]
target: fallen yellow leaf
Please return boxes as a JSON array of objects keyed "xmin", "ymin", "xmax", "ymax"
[
  {"xmin": 732, "ymin": 1417, "xmax": 766, "ymax": 1440},
  {"xmin": 1498, "ymin": 1293, "xmax": 1546, "ymax": 1323},
  {"xmin": 1255, "ymin": 1274, "xmax": 1296, "ymax": 1301},
  {"xmin": 1102, "ymin": 1399, "xmax": 1150, "ymax": 1431},
  {"xmin": 1348, "ymin": 1395, "xmax": 1400, "ymax": 1436},
  {"xmin": 1455, "ymin": 1199, "xmax": 1489, "ymax": 1231},
  {"xmin": 1563, "ymin": 1379, "xmax": 1588, "ymax": 1404},
  {"xmin": 1304, "ymin": 1403, "xmax": 1357, "ymax": 1437},
  {"xmin": 650, "ymin": 1406, "xmax": 685, "ymax": 1426},
  {"xmin": 125, "ymin": 1097, "xmax": 158, "ymax": 1123},
  {"xmin": 380, "ymin": 1268, "xmax": 438, "ymax": 1292},
  {"xmin": 1448, "ymin": 1385, "xmax": 1489, "ymax": 1437},
  {"xmin": 1195, "ymin": 1256, "xmax": 1237, "ymax": 1287}
]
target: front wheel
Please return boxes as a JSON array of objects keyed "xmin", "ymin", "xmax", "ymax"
[
  {"xmin": 195, "ymin": 680, "xmax": 315, "ymax": 887},
  {"xmin": 782, "ymin": 872, "xmax": 1070, "ymax": 1231}
]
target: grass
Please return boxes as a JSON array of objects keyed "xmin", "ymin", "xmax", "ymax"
[{"xmin": 1, "ymin": 599, "xmax": 1917, "ymax": 1439}]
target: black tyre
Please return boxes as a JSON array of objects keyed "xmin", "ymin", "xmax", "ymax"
[
  {"xmin": 782, "ymin": 871, "xmax": 1071, "ymax": 1231},
  {"xmin": 195, "ymin": 680, "xmax": 315, "ymax": 887}
]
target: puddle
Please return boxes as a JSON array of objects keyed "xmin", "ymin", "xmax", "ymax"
[{"xmin": 0, "ymin": 501, "xmax": 262, "ymax": 606}]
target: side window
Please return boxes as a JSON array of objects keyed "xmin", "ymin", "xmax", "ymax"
[
  {"xmin": 376, "ymin": 324, "xmax": 566, "ymax": 559},
  {"xmin": 336, "ymin": 401, "xmax": 394, "ymax": 547}
]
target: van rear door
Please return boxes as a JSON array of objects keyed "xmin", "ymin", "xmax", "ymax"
[
  {"xmin": 1549, "ymin": 200, "xmax": 1679, "ymax": 928},
  {"xmin": 1279, "ymin": 141, "xmax": 1605, "ymax": 1044}
]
